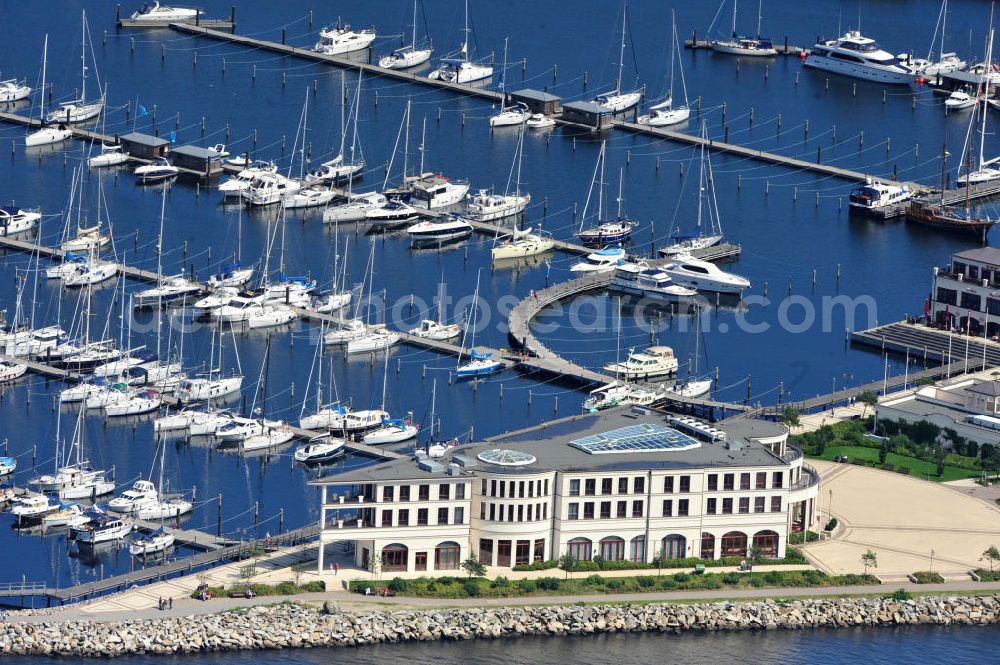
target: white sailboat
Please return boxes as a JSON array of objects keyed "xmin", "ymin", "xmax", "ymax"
[
  {"xmin": 362, "ymin": 350, "xmax": 418, "ymax": 444},
  {"xmin": 957, "ymin": 30, "xmax": 1000, "ymax": 187},
  {"xmin": 906, "ymin": 0, "xmax": 966, "ymax": 76},
  {"xmin": 57, "ymin": 409, "xmax": 116, "ymax": 500},
  {"xmin": 659, "ymin": 124, "xmax": 726, "ymax": 256},
  {"xmin": 490, "ymin": 38, "xmax": 529, "ymax": 127},
  {"xmin": 638, "ymin": 12, "xmax": 690, "ymax": 127},
  {"xmin": 379, "ymin": 0, "xmax": 433, "ymax": 69},
  {"xmin": 709, "ymin": 0, "xmax": 777, "ymax": 56},
  {"xmin": 0, "ymin": 77, "xmax": 30, "ymax": 103},
  {"xmin": 467, "ymin": 124, "xmax": 531, "ymax": 221},
  {"xmin": 25, "ymin": 35, "xmax": 72, "ymax": 147},
  {"xmin": 593, "ymin": 4, "xmax": 644, "ymax": 112},
  {"xmin": 47, "ymin": 11, "xmax": 104, "ymax": 124},
  {"xmin": 175, "ymin": 326, "xmax": 243, "ymax": 402},
  {"xmin": 134, "ymin": 438, "xmax": 192, "ymax": 521},
  {"xmin": 428, "ymin": 0, "xmax": 493, "ymax": 83},
  {"xmin": 576, "ymin": 144, "xmax": 638, "ymax": 246},
  {"xmin": 455, "ymin": 270, "xmax": 502, "ymax": 377}
]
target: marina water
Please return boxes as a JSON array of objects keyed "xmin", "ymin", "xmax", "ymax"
[{"xmin": 1, "ymin": 0, "xmax": 998, "ymax": 656}]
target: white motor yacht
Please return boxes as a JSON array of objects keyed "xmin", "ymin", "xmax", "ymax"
[
  {"xmin": 305, "ymin": 155, "xmax": 365, "ymax": 184},
  {"xmin": 323, "ymin": 192, "xmax": 387, "ymax": 223},
  {"xmin": 347, "ymin": 328, "xmax": 400, "ymax": 354},
  {"xmin": 0, "ymin": 78, "xmax": 31, "ymax": 102},
  {"xmin": 465, "ymin": 189, "xmax": 531, "ymax": 221},
  {"xmin": 283, "ymin": 185, "xmax": 337, "ymax": 209},
  {"xmin": 2, "ymin": 325, "xmax": 63, "ymax": 358},
  {"xmin": 660, "ymin": 255, "xmax": 751, "ymax": 294},
  {"xmin": 570, "ymin": 245, "xmax": 626, "ymax": 273},
  {"xmin": 525, "ymin": 113, "xmax": 555, "ymax": 129},
  {"xmin": 313, "ymin": 22, "xmax": 377, "ymax": 55},
  {"xmin": 609, "ymin": 261, "xmax": 697, "ymax": 301},
  {"xmin": 88, "ymin": 143, "xmax": 129, "ymax": 167},
  {"xmin": 604, "ymin": 346, "xmax": 679, "ymax": 379},
  {"xmin": 582, "ymin": 382, "xmax": 630, "ymax": 411},
  {"xmin": 407, "ymin": 213, "xmax": 473, "ymax": 245},
  {"xmin": 215, "ymin": 416, "xmax": 274, "ymax": 444},
  {"xmin": 134, "ymin": 158, "xmax": 179, "ymax": 184},
  {"xmin": 192, "ymin": 287, "xmax": 239, "ymax": 318},
  {"xmin": 945, "ymin": 89, "xmax": 978, "ymax": 111},
  {"xmin": 804, "ymin": 31, "xmax": 915, "ymax": 84},
  {"xmin": 323, "ymin": 319, "xmax": 368, "ymax": 345},
  {"xmin": 0, "ymin": 206, "xmax": 41, "ymax": 236},
  {"xmin": 409, "ymin": 319, "xmax": 461, "ymax": 340},
  {"xmin": 343, "ymin": 409, "xmax": 389, "ymax": 432},
  {"xmin": 367, "ymin": 200, "xmax": 422, "ymax": 228},
  {"xmin": 491, "ymin": 227, "xmax": 555, "ymax": 260},
  {"xmin": 299, "ymin": 404, "xmax": 351, "ymax": 431},
  {"xmin": 293, "ymin": 437, "xmax": 346, "ymax": 463},
  {"xmin": 108, "ymin": 480, "xmax": 160, "ymax": 514},
  {"xmin": 241, "ymin": 173, "xmax": 302, "ymax": 206},
  {"xmin": 215, "ymin": 293, "xmax": 266, "ymax": 323},
  {"xmin": 409, "ymin": 174, "xmax": 471, "ymax": 209},
  {"xmin": 10, "ymin": 495, "xmax": 58, "ymax": 522},
  {"xmin": 0, "ymin": 359, "xmax": 28, "ymax": 382},
  {"xmin": 218, "ymin": 161, "xmax": 277, "ymax": 198},
  {"xmin": 848, "ymin": 179, "xmax": 914, "ymax": 211},
  {"xmin": 73, "ymin": 515, "xmax": 132, "ymax": 544},
  {"xmin": 130, "ymin": 2, "xmax": 200, "ymax": 22}
]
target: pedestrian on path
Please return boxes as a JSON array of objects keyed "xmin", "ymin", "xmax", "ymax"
[
  {"xmin": 168, "ymin": 597, "xmax": 173, "ymax": 610},
  {"xmin": 334, "ymin": 562, "xmax": 340, "ymax": 576}
]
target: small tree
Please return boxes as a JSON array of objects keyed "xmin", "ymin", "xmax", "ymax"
[
  {"xmin": 368, "ymin": 552, "xmax": 382, "ymax": 582},
  {"xmin": 935, "ymin": 444, "xmax": 945, "ymax": 478},
  {"xmin": 857, "ymin": 390, "xmax": 878, "ymax": 418},
  {"xmin": 781, "ymin": 406, "xmax": 801, "ymax": 430},
  {"xmin": 290, "ymin": 563, "xmax": 305, "ymax": 589},
  {"xmin": 981, "ymin": 545, "xmax": 1000, "ymax": 572},
  {"xmin": 878, "ymin": 441, "xmax": 890, "ymax": 465},
  {"xmin": 651, "ymin": 548, "xmax": 668, "ymax": 577},
  {"xmin": 558, "ymin": 552, "xmax": 578, "ymax": 580},
  {"xmin": 461, "ymin": 554, "xmax": 486, "ymax": 579},
  {"xmin": 239, "ymin": 563, "xmax": 259, "ymax": 589},
  {"xmin": 862, "ymin": 550, "xmax": 878, "ymax": 576}
]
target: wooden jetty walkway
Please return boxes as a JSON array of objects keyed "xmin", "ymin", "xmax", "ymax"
[
  {"xmin": 849, "ymin": 320, "xmax": 1000, "ymax": 367},
  {"xmin": 684, "ymin": 32, "xmax": 807, "ymax": 56},
  {"xmin": 115, "ymin": 4, "xmax": 235, "ymax": 30},
  {"xmin": 0, "ymin": 524, "xmax": 319, "ymax": 606},
  {"xmin": 0, "ymin": 233, "xmax": 164, "ymax": 284},
  {"xmin": 132, "ymin": 519, "xmax": 236, "ymax": 551}
]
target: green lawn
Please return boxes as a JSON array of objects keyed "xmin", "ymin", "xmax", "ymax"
[{"xmin": 812, "ymin": 445, "xmax": 981, "ymax": 482}]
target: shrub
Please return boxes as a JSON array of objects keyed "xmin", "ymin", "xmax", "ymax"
[
  {"xmin": 659, "ymin": 578, "xmax": 678, "ymax": 589},
  {"xmin": 974, "ymin": 568, "xmax": 1000, "ymax": 582},
  {"xmin": 750, "ymin": 576, "xmax": 767, "ymax": 588},
  {"xmin": 784, "ymin": 547, "xmax": 807, "ymax": 564},
  {"xmin": 274, "ymin": 581, "xmax": 297, "ymax": 595},
  {"xmin": 513, "ymin": 560, "xmax": 559, "ymax": 571},
  {"xmin": 700, "ymin": 577, "xmax": 721, "ymax": 589},
  {"xmin": 517, "ymin": 579, "xmax": 537, "ymax": 593},
  {"xmin": 491, "ymin": 576, "xmax": 510, "ymax": 589},
  {"xmin": 888, "ymin": 589, "xmax": 912, "ymax": 601},
  {"xmin": 584, "ymin": 574, "xmax": 605, "ymax": 586},
  {"xmin": 881, "ymin": 463, "xmax": 895, "ymax": 472},
  {"xmin": 721, "ymin": 572, "xmax": 741, "ymax": 585},
  {"xmin": 897, "ymin": 466, "xmax": 911, "ymax": 475},
  {"xmin": 764, "ymin": 571, "xmax": 784, "ymax": 584},
  {"xmin": 387, "ymin": 577, "xmax": 410, "ymax": 593},
  {"xmin": 606, "ymin": 579, "xmax": 624, "ymax": 591},
  {"xmin": 637, "ymin": 576, "xmax": 656, "ymax": 588},
  {"xmin": 851, "ymin": 457, "xmax": 868, "ymax": 466},
  {"xmin": 437, "ymin": 576, "xmax": 455, "ymax": 586},
  {"xmin": 463, "ymin": 580, "xmax": 482, "ymax": 597},
  {"xmin": 672, "ymin": 573, "xmax": 691, "ymax": 583},
  {"xmin": 537, "ymin": 577, "xmax": 561, "ymax": 591},
  {"xmin": 301, "ymin": 581, "xmax": 326, "ymax": 592},
  {"xmin": 911, "ymin": 571, "xmax": 944, "ymax": 584}
]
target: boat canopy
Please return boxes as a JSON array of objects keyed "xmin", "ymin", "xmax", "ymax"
[
  {"xmin": 379, "ymin": 418, "xmax": 406, "ymax": 428},
  {"xmin": 470, "ymin": 350, "xmax": 493, "ymax": 360},
  {"xmin": 440, "ymin": 58, "xmax": 467, "ymax": 66},
  {"xmin": 277, "ymin": 273, "xmax": 311, "ymax": 285}
]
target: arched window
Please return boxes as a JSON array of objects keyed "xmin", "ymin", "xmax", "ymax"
[
  {"xmin": 567, "ymin": 537, "xmax": 592, "ymax": 561},
  {"xmin": 700, "ymin": 533, "xmax": 715, "ymax": 560},
  {"xmin": 434, "ymin": 541, "xmax": 461, "ymax": 570},
  {"xmin": 662, "ymin": 534, "xmax": 686, "ymax": 560},
  {"xmin": 382, "ymin": 543, "xmax": 408, "ymax": 572},
  {"xmin": 721, "ymin": 531, "xmax": 748, "ymax": 558},
  {"xmin": 753, "ymin": 530, "xmax": 779, "ymax": 557},
  {"xmin": 599, "ymin": 536, "xmax": 625, "ymax": 561},
  {"xmin": 629, "ymin": 536, "xmax": 646, "ymax": 562}
]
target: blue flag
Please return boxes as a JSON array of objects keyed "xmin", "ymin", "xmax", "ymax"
[
  {"xmin": 169, "ymin": 130, "xmax": 176, "ymax": 143},
  {"xmin": 139, "ymin": 104, "xmax": 148, "ymax": 117}
]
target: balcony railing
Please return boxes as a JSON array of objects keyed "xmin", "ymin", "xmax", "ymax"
[
  {"xmin": 782, "ymin": 445, "xmax": 803, "ymax": 463},
  {"xmin": 791, "ymin": 465, "xmax": 820, "ymax": 491}
]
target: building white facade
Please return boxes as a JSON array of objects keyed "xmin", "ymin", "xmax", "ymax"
[
  {"xmin": 313, "ymin": 410, "xmax": 820, "ymax": 574},
  {"xmin": 929, "ymin": 247, "xmax": 1000, "ymax": 336}
]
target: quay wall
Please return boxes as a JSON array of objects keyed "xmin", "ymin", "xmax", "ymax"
[{"xmin": 2, "ymin": 595, "xmax": 998, "ymax": 656}]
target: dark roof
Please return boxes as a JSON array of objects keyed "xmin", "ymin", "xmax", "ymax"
[
  {"xmin": 119, "ymin": 132, "xmax": 169, "ymax": 147},
  {"xmin": 562, "ymin": 100, "xmax": 611, "ymax": 115},
  {"xmin": 511, "ymin": 89, "xmax": 561, "ymax": 102},
  {"xmin": 170, "ymin": 145, "xmax": 220, "ymax": 159},
  {"xmin": 311, "ymin": 409, "xmax": 788, "ymax": 486},
  {"xmin": 967, "ymin": 380, "xmax": 1000, "ymax": 398},
  {"xmin": 953, "ymin": 247, "xmax": 1000, "ymax": 266}
]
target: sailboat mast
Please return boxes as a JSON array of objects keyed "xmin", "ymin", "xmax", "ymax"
[
  {"xmin": 940, "ymin": 0, "xmax": 948, "ymax": 58},
  {"xmin": 462, "ymin": 0, "xmax": 470, "ymax": 59},
  {"xmin": 616, "ymin": 168, "xmax": 624, "ymax": 219},
  {"xmin": 81, "ymin": 10, "xmax": 87, "ymax": 104},
  {"xmin": 667, "ymin": 13, "xmax": 676, "ymax": 102},
  {"xmin": 419, "ymin": 116, "xmax": 427, "ymax": 174},
  {"xmin": 500, "ymin": 37, "xmax": 508, "ymax": 95},
  {"xmin": 697, "ymin": 127, "xmax": 706, "ymax": 232},
  {"xmin": 412, "ymin": 0, "xmax": 418, "ymax": 48},
  {"xmin": 598, "ymin": 142, "xmax": 606, "ymax": 219},
  {"xmin": 617, "ymin": 5, "xmax": 627, "ymax": 95},
  {"xmin": 39, "ymin": 35, "xmax": 48, "ymax": 121},
  {"xmin": 339, "ymin": 75, "xmax": 346, "ymax": 159},
  {"xmin": 731, "ymin": 0, "xmax": 738, "ymax": 37},
  {"xmin": 403, "ymin": 98, "xmax": 411, "ymax": 180},
  {"xmin": 756, "ymin": 0, "xmax": 763, "ymax": 38},
  {"xmin": 979, "ymin": 28, "xmax": 994, "ymax": 171}
]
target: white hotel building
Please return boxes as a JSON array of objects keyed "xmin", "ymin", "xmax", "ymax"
[{"xmin": 312, "ymin": 409, "xmax": 820, "ymax": 574}]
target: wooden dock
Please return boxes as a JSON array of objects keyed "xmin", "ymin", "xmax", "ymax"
[
  {"xmin": 132, "ymin": 519, "xmax": 236, "ymax": 551},
  {"xmin": 849, "ymin": 320, "xmax": 1000, "ymax": 367},
  {"xmin": 0, "ymin": 234, "xmax": 164, "ymax": 283},
  {"xmin": 684, "ymin": 34, "xmax": 807, "ymax": 56},
  {"xmin": 115, "ymin": 2, "xmax": 237, "ymax": 30}
]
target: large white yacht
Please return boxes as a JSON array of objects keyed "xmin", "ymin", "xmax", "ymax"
[
  {"xmin": 660, "ymin": 255, "xmax": 751, "ymax": 294},
  {"xmin": 313, "ymin": 22, "xmax": 377, "ymax": 56},
  {"xmin": 804, "ymin": 31, "xmax": 914, "ymax": 84}
]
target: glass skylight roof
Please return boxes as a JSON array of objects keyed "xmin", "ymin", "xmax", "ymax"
[
  {"xmin": 477, "ymin": 449, "xmax": 537, "ymax": 466},
  {"xmin": 569, "ymin": 423, "xmax": 701, "ymax": 455}
]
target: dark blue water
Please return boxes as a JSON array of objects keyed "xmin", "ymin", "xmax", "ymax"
[
  {"xmin": 10, "ymin": 625, "xmax": 1000, "ymax": 664},
  {"xmin": 0, "ymin": 0, "xmax": 996, "ymax": 610}
]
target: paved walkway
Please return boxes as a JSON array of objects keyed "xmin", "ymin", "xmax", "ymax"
[{"xmin": 9, "ymin": 580, "xmax": 1000, "ymax": 625}]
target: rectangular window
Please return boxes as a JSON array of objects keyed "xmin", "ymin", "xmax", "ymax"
[
  {"xmin": 679, "ymin": 476, "xmax": 691, "ymax": 493},
  {"xmin": 544, "ymin": 479, "xmax": 549, "ymax": 495},
  {"xmin": 515, "ymin": 540, "xmax": 530, "ymax": 566},
  {"xmin": 568, "ymin": 503, "xmax": 579, "ymax": 520},
  {"xmin": 498, "ymin": 540, "xmax": 511, "ymax": 567},
  {"xmin": 382, "ymin": 486, "xmax": 394, "ymax": 502},
  {"xmin": 600, "ymin": 501, "xmax": 612, "ymax": 519},
  {"xmin": 602, "ymin": 478, "xmax": 613, "ymax": 495},
  {"xmin": 961, "ymin": 292, "xmax": 982, "ymax": 311},
  {"xmin": 633, "ymin": 476, "xmax": 645, "ymax": 494},
  {"xmin": 740, "ymin": 473, "xmax": 751, "ymax": 490},
  {"xmin": 937, "ymin": 287, "xmax": 957, "ymax": 306},
  {"xmin": 739, "ymin": 497, "xmax": 750, "ymax": 514},
  {"xmin": 455, "ymin": 507, "xmax": 465, "ymax": 525},
  {"xmin": 499, "ymin": 481, "xmax": 506, "ymax": 498},
  {"xmin": 585, "ymin": 479, "xmax": 596, "ymax": 496},
  {"xmin": 772, "ymin": 472, "xmax": 783, "ymax": 489},
  {"xmin": 569, "ymin": 479, "xmax": 580, "ymax": 496},
  {"xmin": 584, "ymin": 502, "xmax": 595, "ymax": 519},
  {"xmin": 398, "ymin": 509, "xmax": 409, "ymax": 526},
  {"xmin": 755, "ymin": 472, "xmax": 767, "ymax": 490},
  {"xmin": 519, "ymin": 481, "xmax": 525, "ymax": 499},
  {"xmin": 723, "ymin": 473, "xmax": 735, "ymax": 491},
  {"xmin": 419, "ymin": 484, "xmax": 430, "ymax": 501},
  {"xmin": 481, "ymin": 479, "xmax": 487, "ymax": 496},
  {"xmin": 662, "ymin": 499, "xmax": 673, "ymax": 517},
  {"xmin": 381, "ymin": 510, "xmax": 392, "ymax": 527},
  {"xmin": 988, "ymin": 297, "xmax": 1000, "ymax": 317},
  {"xmin": 771, "ymin": 496, "xmax": 782, "ymax": 513},
  {"xmin": 491, "ymin": 480, "xmax": 497, "ymax": 497},
  {"xmin": 632, "ymin": 500, "xmax": 644, "ymax": 517},
  {"xmin": 456, "ymin": 484, "xmax": 466, "ymax": 500},
  {"xmin": 722, "ymin": 498, "xmax": 733, "ymax": 514},
  {"xmin": 528, "ymin": 482, "xmax": 535, "ymax": 498},
  {"xmin": 544, "ymin": 503, "xmax": 548, "ymax": 520},
  {"xmin": 527, "ymin": 504, "xmax": 533, "ymax": 521},
  {"xmin": 439, "ymin": 484, "xmax": 450, "ymax": 501},
  {"xmin": 415, "ymin": 552, "xmax": 427, "ymax": 571},
  {"xmin": 517, "ymin": 505, "xmax": 524, "ymax": 522},
  {"xmin": 480, "ymin": 503, "xmax": 486, "ymax": 520},
  {"xmin": 479, "ymin": 539, "xmax": 493, "ymax": 566},
  {"xmin": 706, "ymin": 497, "xmax": 717, "ymax": 514},
  {"xmin": 399, "ymin": 485, "xmax": 410, "ymax": 502},
  {"xmin": 534, "ymin": 538, "xmax": 545, "ymax": 562},
  {"xmin": 754, "ymin": 496, "xmax": 765, "ymax": 513},
  {"xmin": 418, "ymin": 508, "xmax": 429, "ymax": 525},
  {"xmin": 678, "ymin": 499, "xmax": 689, "ymax": 516},
  {"xmin": 488, "ymin": 504, "xmax": 495, "ymax": 521},
  {"xmin": 617, "ymin": 500, "xmax": 627, "ymax": 518},
  {"xmin": 664, "ymin": 476, "xmax": 674, "ymax": 493},
  {"xmin": 509, "ymin": 504, "xmax": 517, "ymax": 523},
  {"xmin": 618, "ymin": 477, "xmax": 629, "ymax": 494},
  {"xmin": 497, "ymin": 504, "xmax": 504, "ymax": 521},
  {"xmin": 707, "ymin": 474, "xmax": 718, "ymax": 491},
  {"xmin": 437, "ymin": 507, "xmax": 448, "ymax": 524}
]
